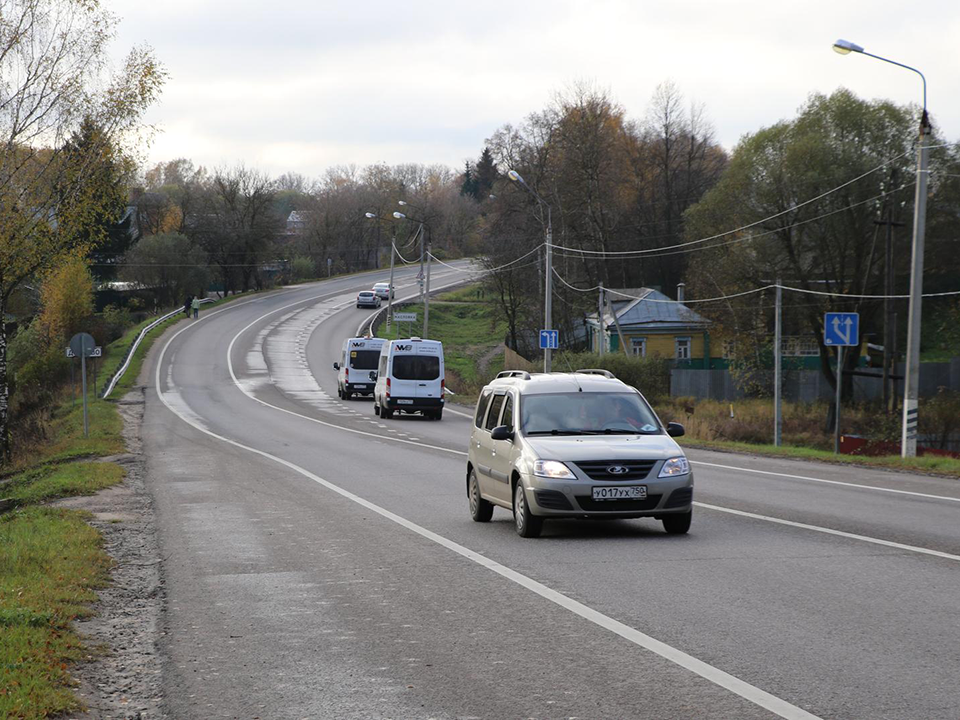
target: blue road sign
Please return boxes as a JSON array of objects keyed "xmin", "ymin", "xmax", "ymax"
[
  {"xmin": 539, "ymin": 329, "xmax": 559, "ymax": 350},
  {"xmin": 824, "ymin": 312, "xmax": 859, "ymax": 347}
]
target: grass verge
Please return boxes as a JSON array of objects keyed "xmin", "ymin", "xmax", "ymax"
[
  {"xmin": 0, "ymin": 507, "xmax": 112, "ymax": 719},
  {"xmin": 680, "ymin": 438, "xmax": 960, "ymax": 477}
]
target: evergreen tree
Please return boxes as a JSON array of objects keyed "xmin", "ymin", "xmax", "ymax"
[
  {"xmin": 474, "ymin": 147, "xmax": 498, "ymax": 198},
  {"xmin": 460, "ymin": 161, "xmax": 478, "ymax": 199}
]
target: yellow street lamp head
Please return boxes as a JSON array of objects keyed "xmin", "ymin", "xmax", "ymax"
[{"xmin": 833, "ymin": 39, "xmax": 864, "ymax": 55}]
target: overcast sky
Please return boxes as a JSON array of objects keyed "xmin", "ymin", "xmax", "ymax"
[{"xmin": 109, "ymin": 0, "xmax": 959, "ymax": 178}]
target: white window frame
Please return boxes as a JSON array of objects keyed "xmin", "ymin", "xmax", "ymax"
[
  {"xmin": 630, "ymin": 337, "xmax": 646, "ymax": 357},
  {"xmin": 675, "ymin": 336, "xmax": 692, "ymax": 360}
]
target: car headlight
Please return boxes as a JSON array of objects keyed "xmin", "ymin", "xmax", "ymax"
[
  {"xmin": 533, "ymin": 460, "xmax": 576, "ymax": 479},
  {"xmin": 658, "ymin": 456, "xmax": 690, "ymax": 477}
]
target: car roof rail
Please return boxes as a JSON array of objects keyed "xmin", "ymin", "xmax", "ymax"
[
  {"xmin": 496, "ymin": 370, "xmax": 531, "ymax": 380},
  {"xmin": 574, "ymin": 368, "xmax": 616, "ymax": 379}
]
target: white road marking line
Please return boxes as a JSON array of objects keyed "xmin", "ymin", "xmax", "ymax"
[
  {"xmin": 157, "ymin": 325, "xmax": 819, "ymax": 720},
  {"xmin": 226, "ymin": 299, "xmax": 469, "ymax": 458},
  {"xmin": 694, "ymin": 502, "xmax": 960, "ymax": 563},
  {"xmin": 692, "ymin": 460, "xmax": 960, "ymax": 504},
  {"xmin": 444, "ymin": 406, "xmax": 474, "ymax": 419}
]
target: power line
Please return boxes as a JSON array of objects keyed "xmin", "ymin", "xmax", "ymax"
[{"xmin": 548, "ymin": 183, "xmax": 910, "ymax": 260}]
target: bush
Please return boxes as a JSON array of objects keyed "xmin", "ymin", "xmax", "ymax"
[
  {"xmin": 290, "ymin": 256, "xmax": 314, "ymax": 282},
  {"xmin": 101, "ymin": 304, "xmax": 133, "ymax": 343}
]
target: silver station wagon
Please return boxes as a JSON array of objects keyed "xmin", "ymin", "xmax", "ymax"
[{"xmin": 466, "ymin": 370, "xmax": 693, "ymax": 538}]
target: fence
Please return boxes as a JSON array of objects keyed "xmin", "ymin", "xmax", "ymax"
[{"xmin": 670, "ymin": 358, "xmax": 960, "ymax": 403}]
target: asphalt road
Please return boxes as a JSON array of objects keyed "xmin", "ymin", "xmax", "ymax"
[{"xmin": 143, "ymin": 266, "xmax": 960, "ymax": 719}]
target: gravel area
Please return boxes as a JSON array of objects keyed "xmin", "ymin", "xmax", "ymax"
[{"xmin": 54, "ymin": 388, "xmax": 165, "ymax": 719}]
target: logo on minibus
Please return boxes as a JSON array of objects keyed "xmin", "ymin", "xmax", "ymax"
[{"xmin": 396, "ymin": 344, "xmax": 412, "ymax": 351}]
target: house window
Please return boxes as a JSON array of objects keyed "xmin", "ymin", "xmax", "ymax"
[
  {"xmin": 783, "ymin": 336, "xmax": 820, "ymax": 357},
  {"xmin": 675, "ymin": 337, "xmax": 691, "ymax": 360},
  {"xmin": 630, "ymin": 338, "xmax": 646, "ymax": 357}
]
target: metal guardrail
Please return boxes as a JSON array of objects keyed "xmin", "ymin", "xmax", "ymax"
[{"xmin": 101, "ymin": 299, "xmax": 214, "ymax": 399}]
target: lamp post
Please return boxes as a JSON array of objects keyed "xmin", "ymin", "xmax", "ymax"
[
  {"xmin": 394, "ymin": 210, "xmax": 431, "ymax": 339},
  {"xmin": 833, "ymin": 39, "xmax": 930, "ymax": 457},
  {"xmin": 365, "ymin": 212, "xmax": 397, "ymax": 333},
  {"xmin": 508, "ymin": 169, "xmax": 553, "ymax": 373}
]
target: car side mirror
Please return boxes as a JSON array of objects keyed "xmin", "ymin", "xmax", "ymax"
[
  {"xmin": 333, "ymin": 362, "xmax": 340, "ymax": 370},
  {"xmin": 490, "ymin": 425, "xmax": 514, "ymax": 442},
  {"xmin": 666, "ymin": 422, "xmax": 685, "ymax": 438},
  {"xmin": 369, "ymin": 371, "xmax": 377, "ymax": 382}
]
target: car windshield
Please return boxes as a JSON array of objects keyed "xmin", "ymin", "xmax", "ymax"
[
  {"xmin": 521, "ymin": 392, "xmax": 661, "ymax": 435},
  {"xmin": 392, "ymin": 355, "xmax": 440, "ymax": 380}
]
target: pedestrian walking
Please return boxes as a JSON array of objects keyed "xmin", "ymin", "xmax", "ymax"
[
  {"xmin": 191, "ymin": 295, "xmax": 201, "ymax": 319},
  {"xmin": 184, "ymin": 295, "xmax": 192, "ymax": 318}
]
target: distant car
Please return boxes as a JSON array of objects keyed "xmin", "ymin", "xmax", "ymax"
[
  {"xmin": 466, "ymin": 369, "xmax": 692, "ymax": 538},
  {"xmin": 357, "ymin": 291, "xmax": 381, "ymax": 308},
  {"xmin": 372, "ymin": 282, "xmax": 394, "ymax": 300}
]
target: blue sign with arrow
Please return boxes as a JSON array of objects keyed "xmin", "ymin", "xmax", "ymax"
[
  {"xmin": 823, "ymin": 312, "xmax": 859, "ymax": 347},
  {"xmin": 539, "ymin": 329, "xmax": 559, "ymax": 350}
]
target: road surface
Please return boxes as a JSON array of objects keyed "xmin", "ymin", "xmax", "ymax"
[{"xmin": 142, "ymin": 266, "xmax": 960, "ymax": 719}]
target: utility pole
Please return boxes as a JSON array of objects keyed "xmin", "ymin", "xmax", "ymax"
[
  {"xmin": 874, "ymin": 169, "xmax": 905, "ymax": 413},
  {"xmin": 598, "ymin": 282, "xmax": 605, "ymax": 356},
  {"xmin": 424, "ymin": 231, "xmax": 432, "ymax": 339},
  {"xmin": 902, "ymin": 113, "xmax": 931, "ymax": 457},
  {"xmin": 774, "ymin": 280, "xmax": 782, "ymax": 446},
  {"xmin": 418, "ymin": 224, "xmax": 425, "ymax": 303},
  {"xmin": 387, "ymin": 228, "xmax": 396, "ymax": 333},
  {"xmin": 544, "ymin": 206, "xmax": 553, "ymax": 373}
]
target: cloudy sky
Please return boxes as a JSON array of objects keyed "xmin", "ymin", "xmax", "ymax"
[{"xmin": 109, "ymin": 0, "xmax": 959, "ymax": 178}]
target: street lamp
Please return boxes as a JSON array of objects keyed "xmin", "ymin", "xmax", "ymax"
[
  {"xmin": 508, "ymin": 169, "xmax": 554, "ymax": 372},
  {"xmin": 833, "ymin": 39, "xmax": 930, "ymax": 458},
  {"xmin": 365, "ymin": 212, "xmax": 398, "ymax": 333},
  {"xmin": 393, "ymin": 210, "xmax": 432, "ymax": 339}
]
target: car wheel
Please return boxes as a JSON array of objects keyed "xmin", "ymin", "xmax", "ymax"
[
  {"xmin": 662, "ymin": 510, "xmax": 692, "ymax": 535},
  {"xmin": 468, "ymin": 469, "xmax": 493, "ymax": 522},
  {"xmin": 513, "ymin": 481, "xmax": 543, "ymax": 538},
  {"xmin": 373, "ymin": 403, "xmax": 380, "ymax": 416},
  {"xmin": 382, "ymin": 406, "xmax": 393, "ymax": 420},
  {"xmin": 432, "ymin": 409, "xmax": 443, "ymax": 421},
  {"xmin": 337, "ymin": 386, "xmax": 343, "ymax": 399}
]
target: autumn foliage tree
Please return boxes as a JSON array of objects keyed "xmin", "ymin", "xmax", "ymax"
[{"xmin": 0, "ymin": 0, "xmax": 165, "ymax": 463}]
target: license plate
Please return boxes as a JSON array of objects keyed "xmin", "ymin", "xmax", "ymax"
[
  {"xmin": 397, "ymin": 399, "xmax": 414, "ymax": 405},
  {"xmin": 592, "ymin": 486, "xmax": 647, "ymax": 500},
  {"xmin": 354, "ymin": 384, "xmax": 368, "ymax": 389}
]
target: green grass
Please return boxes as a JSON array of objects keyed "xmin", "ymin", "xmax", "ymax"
[
  {"xmin": 680, "ymin": 438, "xmax": 960, "ymax": 477},
  {"xmin": 377, "ymin": 284, "xmax": 506, "ymax": 395},
  {"xmin": 0, "ymin": 507, "xmax": 112, "ymax": 719},
  {"xmin": 3, "ymin": 462, "xmax": 124, "ymax": 506}
]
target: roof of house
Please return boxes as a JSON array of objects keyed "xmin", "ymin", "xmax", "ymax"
[{"xmin": 587, "ymin": 287, "xmax": 710, "ymax": 332}]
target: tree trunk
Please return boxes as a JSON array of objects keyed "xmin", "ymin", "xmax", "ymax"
[{"xmin": 0, "ymin": 286, "xmax": 8, "ymax": 466}]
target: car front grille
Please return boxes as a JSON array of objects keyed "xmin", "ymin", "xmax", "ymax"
[
  {"xmin": 573, "ymin": 460, "xmax": 657, "ymax": 481},
  {"xmin": 574, "ymin": 494, "xmax": 662, "ymax": 512}
]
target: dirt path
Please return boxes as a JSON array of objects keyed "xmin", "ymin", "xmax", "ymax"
[{"xmin": 54, "ymin": 389, "xmax": 165, "ymax": 719}]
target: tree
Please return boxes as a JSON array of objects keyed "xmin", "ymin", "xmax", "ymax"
[
  {"xmin": 684, "ymin": 89, "xmax": 953, "ymax": 397},
  {"xmin": 121, "ymin": 233, "xmax": 209, "ymax": 307},
  {"xmin": 38, "ymin": 257, "xmax": 95, "ymax": 345},
  {"xmin": 0, "ymin": 0, "xmax": 165, "ymax": 463}
]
